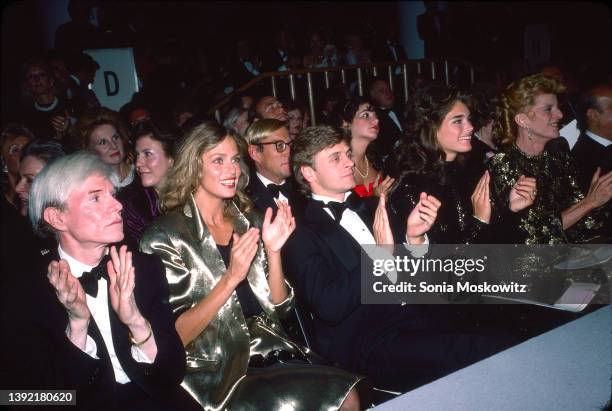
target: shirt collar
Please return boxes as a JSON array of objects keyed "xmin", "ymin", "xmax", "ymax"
[
  {"xmin": 311, "ymin": 191, "xmax": 352, "ymax": 204},
  {"xmin": 110, "ymin": 165, "xmax": 135, "ymax": 188},
  {"xmin": 70, "ymin": 74, "xmax": 81, "ymax": 86},
  {"xmin": 256, "ymin": 172, "xmax": 285, "ymax": 187},
  {"xmin": 58, "ymin": 244, "xmax": 95, "ymax": 279},
  {"xmin": 585, "ymin": 130, "xmax": 612, "ymax": 147}
]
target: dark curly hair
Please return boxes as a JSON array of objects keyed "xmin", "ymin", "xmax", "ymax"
[{"xmin": 390, "ymin": 84, "xmax": 470, "ymax": 184}]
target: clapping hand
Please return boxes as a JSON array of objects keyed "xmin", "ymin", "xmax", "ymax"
[
  {"xmin": 373, "ymin": 194, "xmax": 395, "ymax": 253},
  {"xmin": 373, "ymin": 175, "xmax": 395, "ymax": 198},
  {"xmin": 48, "ymin": 259, "xmax": 90, "ymax": 322},
  {"xmin": 261, "ymin": 200, "xmax": 296, "ymax": 253},
  {"xmin": 509, "ymin": 175, "xmax": 537, "ymax": 212},
  {"xmin": 471, "ymin": 171, "xmax": 491, "ymax": 223},
  {"xmin": 585, "ymin": 168, "xmax": 612, "ymax": 209},
  {"xmin": 406, "ymin": 192, "xmax": 441, "ymax": 243},
  {"xmin": 226, "ymin": 228, "xmax": 260, "ymax": 287},
  {"xmin": 107, "ymin": 245, "xmax": 142, "ymax": 327}
]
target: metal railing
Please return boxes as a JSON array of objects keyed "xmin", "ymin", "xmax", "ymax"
[{"xmin": 210, "ymin": 58, "xmax": 478, "ymax": 126}]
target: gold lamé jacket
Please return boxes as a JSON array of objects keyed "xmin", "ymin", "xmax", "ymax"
[{"xmin": 140, "ymin": 195, "xmax": 301, "ymax": 410}]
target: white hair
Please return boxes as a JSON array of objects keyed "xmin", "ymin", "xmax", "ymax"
[
  {"xmin": 223, "ymin": 107, "xmax": 248, "ymax": 135},
  {"xmin": 29, "ymin": 151, "xmax": 113, "ymax": 237}
]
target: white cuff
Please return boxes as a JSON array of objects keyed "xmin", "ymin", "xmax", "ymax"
[
  {"xmin": 403, "ymin": 234, "xmax": 430, "ymax": 258},
  {"xmin": 65, "ymin": 326, "xmax": 98, "ymax": 359},
  {"xmin": 131, "ymin": 345, "xmax": 153, "ymax": 363}
]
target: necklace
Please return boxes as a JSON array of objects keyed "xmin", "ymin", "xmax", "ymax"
[
  {"xmin": 513, "ymin": 143, "xmax": 543, "ymax": 159},
  {"xmin": 354, "ymin": 156, "xmax": 369, "ymax": 179}
]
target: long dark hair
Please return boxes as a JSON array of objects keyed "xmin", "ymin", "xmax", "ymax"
[{"xmin": 391, "ymin": 84, "xmax": 470, "ymax": 184}]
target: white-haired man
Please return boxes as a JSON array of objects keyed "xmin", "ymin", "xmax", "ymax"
[{"xmin": 0, "ymin": 152, "xmax": 198, "ymax": 411}]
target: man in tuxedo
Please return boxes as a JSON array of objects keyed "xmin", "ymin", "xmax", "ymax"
[
  {"xmin": 368, "ymin": 78, "xmax": 404, "ymax": 160},
  {"xmin": 283, "ymin": 125, "xmax": 514, "ymax": 392},
  {"xmin": 0, "ymin": 152, "xmax": 197, "ymax": 411},
  {"xmin": 571, "ymin": 84, "xmax": 612, "ymax": 193},
  {"xmin": 571, "ymin": 84, "xmax": 612, "ymax": 240},
  {"xmin": 245, "ymin": 119, "xmax": 305, "ymax": 216}
]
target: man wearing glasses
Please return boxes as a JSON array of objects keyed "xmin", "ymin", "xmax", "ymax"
[{"xmin": 245, "ymin": 119, "xmax": 305, "ymax": 216}]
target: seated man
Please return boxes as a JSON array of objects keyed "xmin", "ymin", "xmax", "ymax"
[
  {"xmin": 254, "ymin": 95, "xmax": 288, "ymax": 121},
  {"xmin": 368, "ymin": 78, "xmax": 404, "ymax": 160},
  {"xmin": 282, "ymin": 125, "xmax": 514, "ymax": 392},
  {"xmin": 245, "ymin": 119, "xmax": 305, "ymax": 215},
  {"xmin": 571, "ymin": 83, "xmax": 612, "ymax": 240},
  {"xmin": 571, "ymin": 84, "xmax": 612, "ymax": 193},
  {"xmin": 0, "ymin": 152, "xmax": 197, "ymax": 411}
]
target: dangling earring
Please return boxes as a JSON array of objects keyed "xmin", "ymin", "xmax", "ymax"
[{"xmin": 527, "ymin": 127, "xmax": 533, "ymax": 141}]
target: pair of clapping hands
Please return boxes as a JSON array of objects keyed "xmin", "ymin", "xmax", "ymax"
[
  {"xmin": 48, "ymin": 245, "xmax": 142, "ymax": 328},
  {"xmin": 373, "ymin": 191, "xmax": 441, "ymax": 248},
  {"xmin": 224, "ymin": 200, "xmax": 295, "ymax": 287}
]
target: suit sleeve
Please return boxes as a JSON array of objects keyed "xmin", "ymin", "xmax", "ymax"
[
  {"xmin": 127, "ymin": 253, "xmax": 186, "ymax": 388},
  {"xmin": 282, "ymin": 227, "xmax": 366, "ymax": 325},
  {"xmin": 0, "ymin": 271, "xmax": 107, "ymax": 394}
]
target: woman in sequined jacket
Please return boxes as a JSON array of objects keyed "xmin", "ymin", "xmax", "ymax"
[
  {"xmin": 388, "ymin": 84, "xmax": 495, "ymax": 244},
  {"xmin": 487, "ymin": 73, "xmax": 612, "ymax": 244},
  {"xmin": 140, "ymin": 122, "xmax": 361, "ymax": 411}
]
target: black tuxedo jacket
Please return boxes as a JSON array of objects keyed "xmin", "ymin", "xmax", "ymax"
[
  {"xmin": 0, "ymin": 247, "xmax": 199, "ymax": 411},
  {"xmin": 372, "ymin": 107, "xmax": 404, "ymax": 160},
  {"xmin": 570, "ymin": 132, "xmax": 612, "ymax": 194},
  {"xmin": 261, "ymin": 48, "xmax": 294, "ymax": 72},
  {"xmin": 281, "ymin": 197, "xmax": 419, "ymax": 370},
  {"xmin": 245, "ymin": 171, "xmax": 306, "ymax": 219},
  {"xmin": 372, "ymin": 40, "xmax": 406, "ymax": 63}
]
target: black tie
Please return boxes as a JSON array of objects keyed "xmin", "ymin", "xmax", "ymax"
[
  {"xmin": 324, "ymin": 193, "xmax": 365, "ymax": 222},
  {"xmin": 267, "ymin": 182, "xmax": 291, "ymax": 199},
  {"xmin": 79, "ymin": 255, "xmax": 110, "ymax": 298}
]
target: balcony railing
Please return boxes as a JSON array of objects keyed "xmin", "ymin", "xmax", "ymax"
[{"xmin": 210, "ymin": 58, "xmax": 479, "ymax": 126}]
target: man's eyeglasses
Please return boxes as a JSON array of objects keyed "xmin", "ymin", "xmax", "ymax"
[{"xmin": 254, "ymin": 140, "xmax": 293, "ymax": 153}]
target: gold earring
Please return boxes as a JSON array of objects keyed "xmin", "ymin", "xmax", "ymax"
[{"xmin": 527, "ymin": 127, "xmax": 533, "ymax": 140}]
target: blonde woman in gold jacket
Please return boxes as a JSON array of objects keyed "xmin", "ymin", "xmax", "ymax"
[{"xmin": 140, "ymin": 122, "xmax": 362, "ymax": 410}]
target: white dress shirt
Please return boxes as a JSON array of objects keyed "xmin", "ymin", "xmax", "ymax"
[
  {"xmin": 257, "ymin": 172, "xmax": 289, "ymax": 204},
  {"xmin": 311, "ymin": 192, "xmax": 428, "ymax": 283},
  {"xmin": 586, "ymin": 130, "xmax": 612, "ymax": 147},
  {"xmin": 110, "ymin": 165, "xmax": 135, "ymax": 189},
  {"xmin": 58, "ymin": 246, "xmax": 152, "ymax": 384},
  {"xmin": 387, "ymin": 110, "xmax": 403, "ymax": 132}
]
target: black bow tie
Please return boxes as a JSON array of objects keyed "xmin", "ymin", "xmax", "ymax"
[
  {"xmin": 79, "ymin": 255, "xmax": 110, "ymax": 297},
  {"xmin": 267, "ymin": 182, "xmax": 291, "ymax": 199},
  {"xmin": 322, "ymin": 193, "xmax": 365, "ymax": 222}
]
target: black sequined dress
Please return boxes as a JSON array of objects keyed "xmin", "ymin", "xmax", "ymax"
[
  {"xmin": 388, "ymin": 161, "xmax": 490, "ymax": 244},
  {"xmin": 486, "ymin": 139, "xmax": 605, "ymax": 244}
]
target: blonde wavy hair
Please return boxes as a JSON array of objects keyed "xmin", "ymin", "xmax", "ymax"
[
  {"xmin": 495, "ymin": 73, "xmax": 566, "ymax": 148},
  {"xmin": 159, "ymin": 121, "xmax": 252, "ymax": 216}
]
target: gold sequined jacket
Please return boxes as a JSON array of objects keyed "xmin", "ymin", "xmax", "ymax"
[
  {"xmin": 487, "ymin": 140, "xmax": 604, "ymax": 244},
  {"xmin": 140, "ymin": 195, "xmax": 300, "ymax": 410}
]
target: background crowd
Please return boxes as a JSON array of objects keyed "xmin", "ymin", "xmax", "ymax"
[{"xmin": 1, "ymin": 1, "xmax": 611, "ymax": 410}]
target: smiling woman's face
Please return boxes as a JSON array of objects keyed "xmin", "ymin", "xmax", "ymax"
[
  {"xmin": 195, "ymin": 136, "xmax": 242, "ymax": 201},
  {"xmin": 523, "ymin": 93, "xmax": 563, "ymax": 141},
  {"xmin": 436, "ymin": 101, "xmax": 474, "ymax": 162}
]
